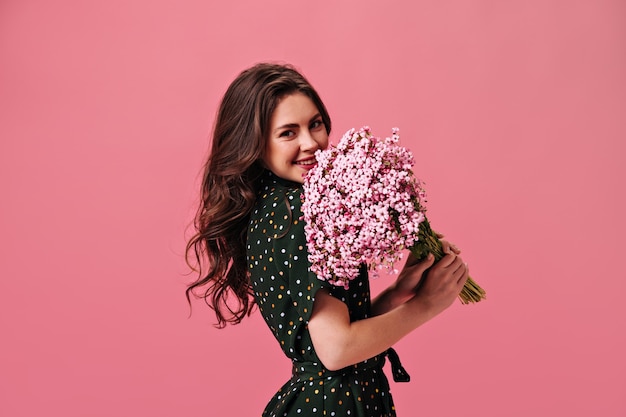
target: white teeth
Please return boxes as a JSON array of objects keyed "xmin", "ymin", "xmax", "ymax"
[{"xmin": 296, "ymin": 159, "xmax": 316, "ymax": 165}]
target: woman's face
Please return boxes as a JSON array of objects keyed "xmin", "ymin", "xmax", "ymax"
[{"xmin": 263, "ymin": 92, "xmax": 329, "ymax": 184}]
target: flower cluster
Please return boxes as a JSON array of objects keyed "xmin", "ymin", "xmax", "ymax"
[
  {"xmin": 302, "ymin": 126, "xmax": 486, "ymax": 303},
  {"xmin": 302, "ymin": 127, "xmax": 427, "ymax": 288}
]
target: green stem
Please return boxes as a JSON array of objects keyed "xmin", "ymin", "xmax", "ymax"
[{"xmin": 408, "ymin": 217, "xmax": 486, "ymax": 304}]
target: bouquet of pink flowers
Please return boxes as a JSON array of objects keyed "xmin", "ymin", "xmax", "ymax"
[{"xmin": 302, "ymin": 126, "xmax": 485, "ymax": 304}]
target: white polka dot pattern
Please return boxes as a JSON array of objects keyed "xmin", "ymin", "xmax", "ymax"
[{"xmin": 247, "ymin": 171, "xmax": 398, "ymax": 417}]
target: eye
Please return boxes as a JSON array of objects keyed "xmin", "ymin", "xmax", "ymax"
[
  {"xmin": 310, "ymin": 119, "xmax": 324, "ymax": 130},
  {"xmin": 279, "ymin": 130, "xmax": 295, "ymax": 138}
]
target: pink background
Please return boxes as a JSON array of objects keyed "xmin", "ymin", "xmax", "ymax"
[{"xmin": 1, "ymin": 1, "xmax": 625, "ymax": 416}]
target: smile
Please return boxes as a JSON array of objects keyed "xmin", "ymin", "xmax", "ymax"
[{"xmin": 294, "ymin": 158, "xmax": 316, "ymax": 166}]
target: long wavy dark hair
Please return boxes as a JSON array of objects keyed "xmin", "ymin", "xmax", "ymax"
[{"xmin": 186, "ymin": 63, "xmax": 332, "ymax": 328}]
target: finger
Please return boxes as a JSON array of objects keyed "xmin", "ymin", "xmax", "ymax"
[
  {"xmin": 414, "ymin": 253, "xmax": 435, "ymax": 271},
  {"xmin": 457, "ymin": 263, "xmax": 469, "ymax": 285},
  {"xmin": 454, "ymin": 262, "xmax": 469, "ymax": 285},
  {"xmin": 440, "ymin": 239, "xmax": 461, "ymax": 256},
  {"xmin": 447, "ymin": 256, "xmax": 463, "ymax": 279},
  {"xmin": 436, "ymin": 252, "xmax": 457, "ymax": 268},
  {"xmin": 402, "ymin": 253, "xmax": 435, "ymax": 277},
  {"xmin": 446, "ymin": 256, "xmax": 466, "ymax": 276},
  {"xmin": 440, "ymin": 240, "xmax": 452, "ymax": 255},
  {"xmin": 435, "ymin": 231, "xmax": 445, "ymax": 239},
  {"xmin": 440, "ymin": 238, "xmax": 460, "ymax": 254}
]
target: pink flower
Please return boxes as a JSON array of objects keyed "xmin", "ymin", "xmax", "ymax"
[{"xmin": 302, "ymin": 127, "xmax": 427, "ymax": 288}]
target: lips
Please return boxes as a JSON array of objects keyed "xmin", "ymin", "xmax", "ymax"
[{"xmin": 294, "ymin": 158, "xmax": 317, "ymax": 167}]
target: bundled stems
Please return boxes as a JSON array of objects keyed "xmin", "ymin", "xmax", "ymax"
[{"xmin": 409, "ymin": 218, "xmax": 486, "ymax": 304}]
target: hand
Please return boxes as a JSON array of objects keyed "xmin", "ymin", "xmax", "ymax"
[
  {"xmin": 393, "ymin": 236, "xmax": 461, "ymax": 301},
  {"xmin": 412, "ymin": 252, "xmax": 469, "ymax": 316},
  {"xmin": 435, "ymin": 232, "xmax": 461, "ymax": 256},
  {"xmin": 392, "ymin": 253, "xmax": 436, "ymax": 304}
]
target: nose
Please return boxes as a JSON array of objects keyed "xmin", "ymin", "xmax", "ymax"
[{"xmin": 299, "ymin": 130, "xmax": 318, "ymax": 151}]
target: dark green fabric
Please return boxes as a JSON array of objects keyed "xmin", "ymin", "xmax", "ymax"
[{"xmin": 247, "ymin": 171, "xmax": 397, "ymax": 417}]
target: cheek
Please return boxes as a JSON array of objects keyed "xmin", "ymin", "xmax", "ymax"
[
  {"xmin": 267, "ymin": 141, "xmax": 296, "ymax": 163},
  {"xmin": 317, "ymin": 133, "xmax": 329, "ymax": 149},
  {"xmin": 262, "ymin": 141, "xmax": 283, "ymax": 167}
]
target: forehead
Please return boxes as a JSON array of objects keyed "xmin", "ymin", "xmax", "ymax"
[{"xmin": 271, "ymin": 93, "xmax": 319, "ymax": 125}]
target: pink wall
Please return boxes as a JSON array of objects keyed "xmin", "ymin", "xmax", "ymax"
[{"xmin": 1, "ymin": 1, "xmax": 624, "ymax": 416}]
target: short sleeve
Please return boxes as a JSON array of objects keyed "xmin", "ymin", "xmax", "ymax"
[
  {"xmin": 247, "ymin": 179, "xmax": 333, "ymax": 362},
  {"xmin": 271, "ymin": 188, "xmax": 328, "ymax": 323}
]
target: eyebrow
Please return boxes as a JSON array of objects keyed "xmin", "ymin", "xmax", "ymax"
[{"xmin": 273, "ymin": 113, "xmax": 322, "ymax": 133}]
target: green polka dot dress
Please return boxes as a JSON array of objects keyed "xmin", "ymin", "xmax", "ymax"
[{"xmin": 247, "ymin": 171, "xmax": 402, "ymax": 417}]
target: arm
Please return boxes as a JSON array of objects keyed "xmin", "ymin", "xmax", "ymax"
[
  {"xmin": 371, "ymin": 239, "xmax": 462, "ymax": 316},
  {"xmin": 369, "ymin": 252, "xmax": 430, "ymax": 316},
  {"xmin": 308, "ymin": 252, "xmax": 469, "ymax": 371}
]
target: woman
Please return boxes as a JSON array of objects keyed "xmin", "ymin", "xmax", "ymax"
[{"xmin": 186, "ymin": 62, "xmax": 469, "ymax": 416}]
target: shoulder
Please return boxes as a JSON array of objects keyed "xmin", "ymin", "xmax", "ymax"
[{"xmin": 250, "ymin": 172, "xmax": 303, "ymax": 238}]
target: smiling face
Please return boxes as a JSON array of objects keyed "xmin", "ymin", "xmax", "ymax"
[{"xmin": 263, "ymin": 93, "xmax": 329, "ymax": 183}]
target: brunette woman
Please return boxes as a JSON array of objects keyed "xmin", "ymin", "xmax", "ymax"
[{"xmin": 187, "ymin": 63, "xmax": 468, "ymax": 416}]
